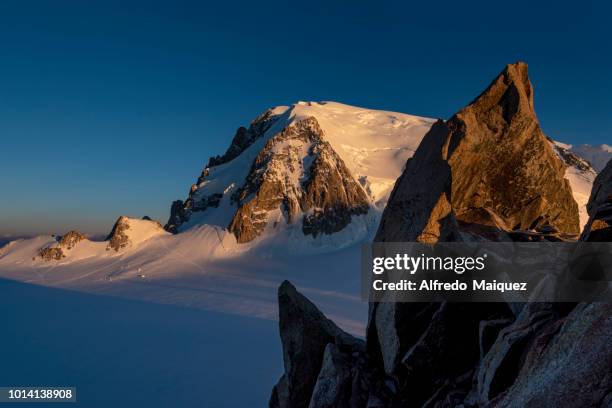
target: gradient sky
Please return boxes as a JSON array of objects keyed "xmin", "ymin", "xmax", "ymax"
[{"xmin": 1, "ymin": 0, "xmax": 610, "ymax": 236}]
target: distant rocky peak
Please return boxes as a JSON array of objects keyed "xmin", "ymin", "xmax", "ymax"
[
  {"xmin": 106, "ymin": 216, "xmax": 166, "ymax": 251},
  {"xmin": 38, "ymin": 230, "xmax": 88, "ymax": 261}
]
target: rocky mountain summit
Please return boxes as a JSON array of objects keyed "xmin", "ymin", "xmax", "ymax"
[
  {"xmin": 269, "ymin": 63, "xmax": 612, "ymax": 408},
  {"xmin": 376, "ymin": 62, "xmax": 579, "ymax": 243}
]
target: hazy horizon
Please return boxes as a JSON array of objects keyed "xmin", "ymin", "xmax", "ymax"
[{"xmin": 1, "ymin": 1, "xmax": 610, "ymax": 236}]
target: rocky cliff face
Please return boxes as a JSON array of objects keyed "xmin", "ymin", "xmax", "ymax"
[
  {"xmin": 376, "ymin": 62, "xmax": 580, "ymax": 243},
  {"xmin": 229, "ymin": 117, "xmax": 369, "ymax": 243}
]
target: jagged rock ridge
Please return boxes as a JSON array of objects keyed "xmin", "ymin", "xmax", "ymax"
[{"xmin": 376, "ymin": 62, "xmax": 580, "ymax": 243}]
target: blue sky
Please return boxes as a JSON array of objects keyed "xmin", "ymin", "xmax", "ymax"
[{"xmin": 0, "ymin": 0, "xmax": 610, "ymax": 236}]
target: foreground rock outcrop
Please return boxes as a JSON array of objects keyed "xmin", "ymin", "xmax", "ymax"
[
  {"xmin": 270, "ymin": 281, "xmax": 368, "ymax": 408},
  {"xmin": 377, "ymin": 62, "xmax": 579, "ymax": 243}
]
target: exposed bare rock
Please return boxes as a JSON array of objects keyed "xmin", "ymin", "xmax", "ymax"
[
  {"xmin": 478, "ymin": 318, "xmax": 513, "ymax": 360},
  {"xmin": 395, "ymin": 302, "xmax": 511, "ymax": 407},
  {"xmin": 38, "ymin": 230, "xmax": 88, "ymax": 261},
  {"xmin": 581, "ymin": 158, "xmax": 612, "ymax": 241},
  {"xmin": 230, "ymin": 117, "xmax": 369, "ymax": 243},
  {"xmin": 38, "ymin": 246, "xmax": 64, "ymax": 261},
  {"xmin": 308, "ymin": 343, "xmax": 356, "ymax": 408},
  {"xmin": 376, "ymin": 62, "xmax": 580, "ymax": 243},
  {"xmin": 164, "ymin": 200, "xmax": 185, "ymax": 233},
  {"xmin": 271, "ymin": 280, "xmax": 365, "ymax": 408},
  {"xmin": 375, "ymin": 121, "xmax": 460, "ymax": 243},
  {"xmin": 468, "ymin": 303, "xmax": 557, "ymax": 405},
  {"xmin": 474, "ymin": 160, "xmax": 612, "ymax": 405},
  {"xmin": 490, "ymin": 301, "xmax": 612, "ymax": 408},
  {"xmin": 106, "ymin": 216, "xmax": 131, "ymax": 251},
  {"xmin": 58, "ymin": 230, "xmax": 87, "ymax": 250}
]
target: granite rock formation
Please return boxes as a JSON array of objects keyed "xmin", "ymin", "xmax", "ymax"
[
  {"xmin": 376, "ymin": 62, "xmax": 580, "ymax": 243},
  {"xmin": 270, "ymin": 281, "xmax": 367, "ymax": 408}
]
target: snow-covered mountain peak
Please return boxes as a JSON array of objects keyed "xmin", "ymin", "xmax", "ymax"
[{"xmin": 166, "ymin": 101, "xmax": 436, "ymax": 246}]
